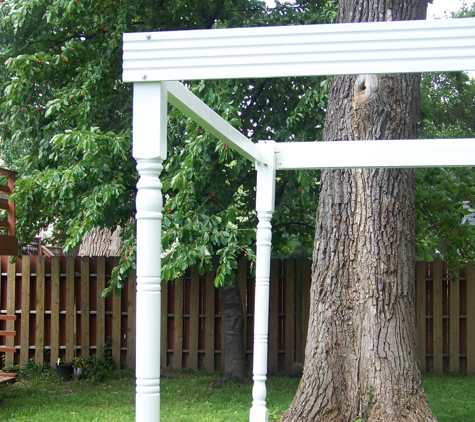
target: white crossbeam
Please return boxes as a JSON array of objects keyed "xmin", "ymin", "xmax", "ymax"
[
  {"xmin": 123, "ymin": 18, "xmax": 475, "ymax": 82},
  {"xmin": 275, "ymin": 139, "xmax": 475, "ymax": 170},
  {"xmin": 167, "ymin": 81, "xmax": 264, "ymax": 165}
]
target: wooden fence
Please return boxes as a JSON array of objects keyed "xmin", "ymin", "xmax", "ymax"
[
  {"xmin": 0, "ymin": 256, "xmax": 135, "ymax": 369},
  {"xmin": 0, "ymin": 256, "xmax": 474, "ymax": 375},
  {"xmin": 416, "ymin": 261, "xmax": 475, "ymax": 375}
]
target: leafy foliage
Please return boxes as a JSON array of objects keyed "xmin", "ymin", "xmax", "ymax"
[
  {"xmin": 416, "ymin": 69, "xmax": 475, "ymax": 273},
  {"xmin": 71, "ymin": 354, "xmax": 115, "ymax": 383},
  {"xmin": 0, "ymin": 0, "xmax": 336, "ymax": 291},
  {"xmin": 1, "ymin": 0, "xmax": 475, "ymax": 291}
]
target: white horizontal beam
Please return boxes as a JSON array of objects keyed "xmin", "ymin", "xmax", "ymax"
[
  {"xmin": 123, "ymin": 18, "xmax": 475, "ymax": 82},
  {"xmin": 167, "ymin": 81, "xmax": 264, "ymax": 164},
  {"xmin": 275, "ymin": 139, "xmax": 475, "ymax": 170}
]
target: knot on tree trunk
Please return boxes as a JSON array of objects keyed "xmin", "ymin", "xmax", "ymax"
[
  {"xmin": 352, "ymin": 74, "xmax": 379, "ymax": 108},
  {"xmin": 351, "ymin": 74, "xmax": 397, "ymax": 140}
]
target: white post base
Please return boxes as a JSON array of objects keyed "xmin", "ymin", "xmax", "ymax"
[{"xmin": 250, "ymin": 406, "xmax": 269, "ymax": 422}]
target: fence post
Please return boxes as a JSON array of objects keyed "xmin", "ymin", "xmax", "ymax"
[
  {"xmin": 20, "ymin": 256, "xmax": 31, "ymax": 367},
  {"xmin": 96, "ymin": 257, "xmax": 106, "ymax": 359},
  {"xmin": 65, "ymin": 257, "xmax": 75, "ymax": 362},
  {"xmin": 112, "ymin": 282, "xmax": 122, "ymax": 368},
  {"xmin": 35, "ymin": 256, "xmax": 45, "ymax": 365},
  {"xmin": 50, "ymin": 257, "xmax": 60, "ymax": 367},
  {"xmin": 432, "ymin": 261, "xmax": 444, "ymax": 376},
  {"xmin": 173, "ymin": 277, "xmax": 184, "ymax": 369},
  {"xmin": 268, "ymin": 260, "xmax": 279, "ymax": 374},
  {"xmin": 160, "ymin": 279, "xmax": 168, "ymax": 369},
  {"xmin": 467, "ymin": 263, "xmax": 475, "ymax": 375},
  {"xmin": 81, "ymin": 257, "xmax": 90, "ymax": 358},
  {"xmin": 416, "ymin": 262, "xmax": 426, "ymax": 373},
  {"xmin": 204, "ymin": 271, "xmax": 215, "ymax": 373},
  {"xmin": 127, "ymin": 270, "xmax": 137, "ymax": 369},
  {"xmin": 189, "ymin": 266, "xmax": 199, "ymax": 370},
  {"xmin": 449, "ymin": 268, "xmax": 460, "ymax": 373},
  {"xmin": 284, "ymin": 260, "xmax": 295, "ymax": 374}
]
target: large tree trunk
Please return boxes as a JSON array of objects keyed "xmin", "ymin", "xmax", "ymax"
[{"xmin": 281, "ymin": 1, "xmax": 436, "ymax": 421}]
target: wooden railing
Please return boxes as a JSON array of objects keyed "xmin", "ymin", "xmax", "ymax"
[
  {"xmin": 0, "ymin": 315, "xmax": 16, "ymax": 354},
  {"xmin": 0, "ymin": 168, "xmax": 17, "ymax": 256}
]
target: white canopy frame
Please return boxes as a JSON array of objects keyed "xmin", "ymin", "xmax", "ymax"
[{"xmin": 122, "ymin": 17, "xmax": 475, "ymax": 422}]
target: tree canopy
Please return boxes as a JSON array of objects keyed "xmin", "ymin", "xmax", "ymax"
[
  {"xmin": 1, "ymin": 0, "xmax": 474, "ymax": 292},
  {"xmin": 0, "ymin": 0, "xmax": 338, "ymax": 290}
]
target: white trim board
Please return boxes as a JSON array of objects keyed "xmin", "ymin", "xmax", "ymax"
[
  {"xmin": 123, "ymin": 17, "xmax": 475, "ymax": 82},
  {"xmin": 275, "ymin": 139, "xmax": 475, "ymax": 170}
]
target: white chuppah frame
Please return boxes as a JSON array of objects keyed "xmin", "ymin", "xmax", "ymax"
[{"xmin": 122, "ymin": 17, "xmax": 475, "ymax": 422}]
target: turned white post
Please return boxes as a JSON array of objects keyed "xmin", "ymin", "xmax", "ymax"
[
  {"xmin": 133, "ymin": 81, "xmax": 167, "ymax": 421},
  {"xmin": 250, "ymin": 141, "xmax": 276, "ymax": 422}
]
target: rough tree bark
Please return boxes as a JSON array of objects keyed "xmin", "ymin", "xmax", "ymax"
[
  {"xmin": 78, "ymin": 227, "xmax": 123, "ymax": 256},
  {"xmin": 219, "ymin": 277, "xmax": 247, "ymax": 382},
  {"xmin": 281, "ymin": 1, "xmax": 436, "ymax": 421}
]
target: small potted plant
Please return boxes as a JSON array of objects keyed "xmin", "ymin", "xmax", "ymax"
[{"xmin": 55, "ymin": 358, "xmax": 74, "ymax": 381}]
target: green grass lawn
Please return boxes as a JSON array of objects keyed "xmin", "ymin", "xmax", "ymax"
[
  {"xmin": 0, "ymin": 368, "xmax": 474, "ymax": 421},
  {"xmin": 423, "ymin": 374, "xmax": 475, "ymax": 422}
]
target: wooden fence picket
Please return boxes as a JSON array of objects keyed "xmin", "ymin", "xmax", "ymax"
[
  {"xmin": 96, "ymin": 257, "xmax": 106, "ymax": 358},
  {"xmin": 50, "ymin": 257, "xmax": 60, "ymax": 366},
  {"xmin": 268, "ymin": 259, "xmax": 279, "ymax": 374},
  {"xmin": 432, "ymin": 261, "xmax": 444, "ymax": 376},
  {"xmin": 65, "ymin": 257, "xmax": 75, "ymax": 362},
  {"xmin": 35, "ymin": 256, "xmax": 45, "ymax": 365},
  {"xmin": 416, "ymin": 262, "xmax": 427, "ymax": 374},
  {"xmin": 204, "ymin": 271, "xmax": 215, "ymax": 373},
  {"xmin": 160, "ymin": 279, "xmax": 168, "ymax": 369},
  {"xmin": 127, "ymin": 270, "xmax": 136, "ymax": 369},
  {"xmin": 467, "ymin": 263, "xmax": 475, "ymax": 375},
  {"xmin": 112, "ymin": 286, "xmax": 121, "ymax": 368},
  {"xmin": 173, "ymin": 277, "xmax": 184, "ymax": 369},
  {"xmin": 81, "ymin": 257, "xmax": 90, "ymax": 358},
  {"xmin": 449, "ymin": 271, "xmax": 460, "ymax": 373},
  {"xmin": 20, "ymin": 255, "xmax": 30, "ymax": 366}
]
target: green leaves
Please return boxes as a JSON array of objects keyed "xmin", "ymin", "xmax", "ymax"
[
  {"xmin": 0, "ymin": 0, "xmax": 350, "ymax": 293},
  {"xmin": 416, "ymin": 68, "xmax": 475, "ymax": 274},
  {"xmin": 103, "ymin": 224, "xmax": 136, "ymax": 297}
]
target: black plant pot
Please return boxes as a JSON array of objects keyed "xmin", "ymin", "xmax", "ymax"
[{"xmin": 55, "ymin": 363, "xmax": 74, "ymax": 381}]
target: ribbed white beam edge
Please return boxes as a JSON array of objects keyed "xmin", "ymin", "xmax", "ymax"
[
  {"xmin": 275, "ymin": 139, "xmax": 475, "ymax": 170},
  {"xmin": 123, "ymin": 18, "xmax": 475, "ymax": 82},
  {"xmin": 167, "ymin": 81, "xmax": 264, "ymax": 164}
]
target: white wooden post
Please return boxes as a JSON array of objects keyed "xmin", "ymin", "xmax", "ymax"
[
  {"xmin": 133, "ymin": 81, "xmax": 168, "ymax": 422},
  {"xmin": 250, "ymin": 141, "xmax": 276, "ymax": 422}
]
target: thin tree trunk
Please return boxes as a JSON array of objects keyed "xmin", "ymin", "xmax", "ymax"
[
  {"xmin": 218, "ymin": 277, "xmax": 247, "ymax": 383},
  {"xmin": 282, "ymin": 1, "xmax": 436, "ymax": 420}
]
